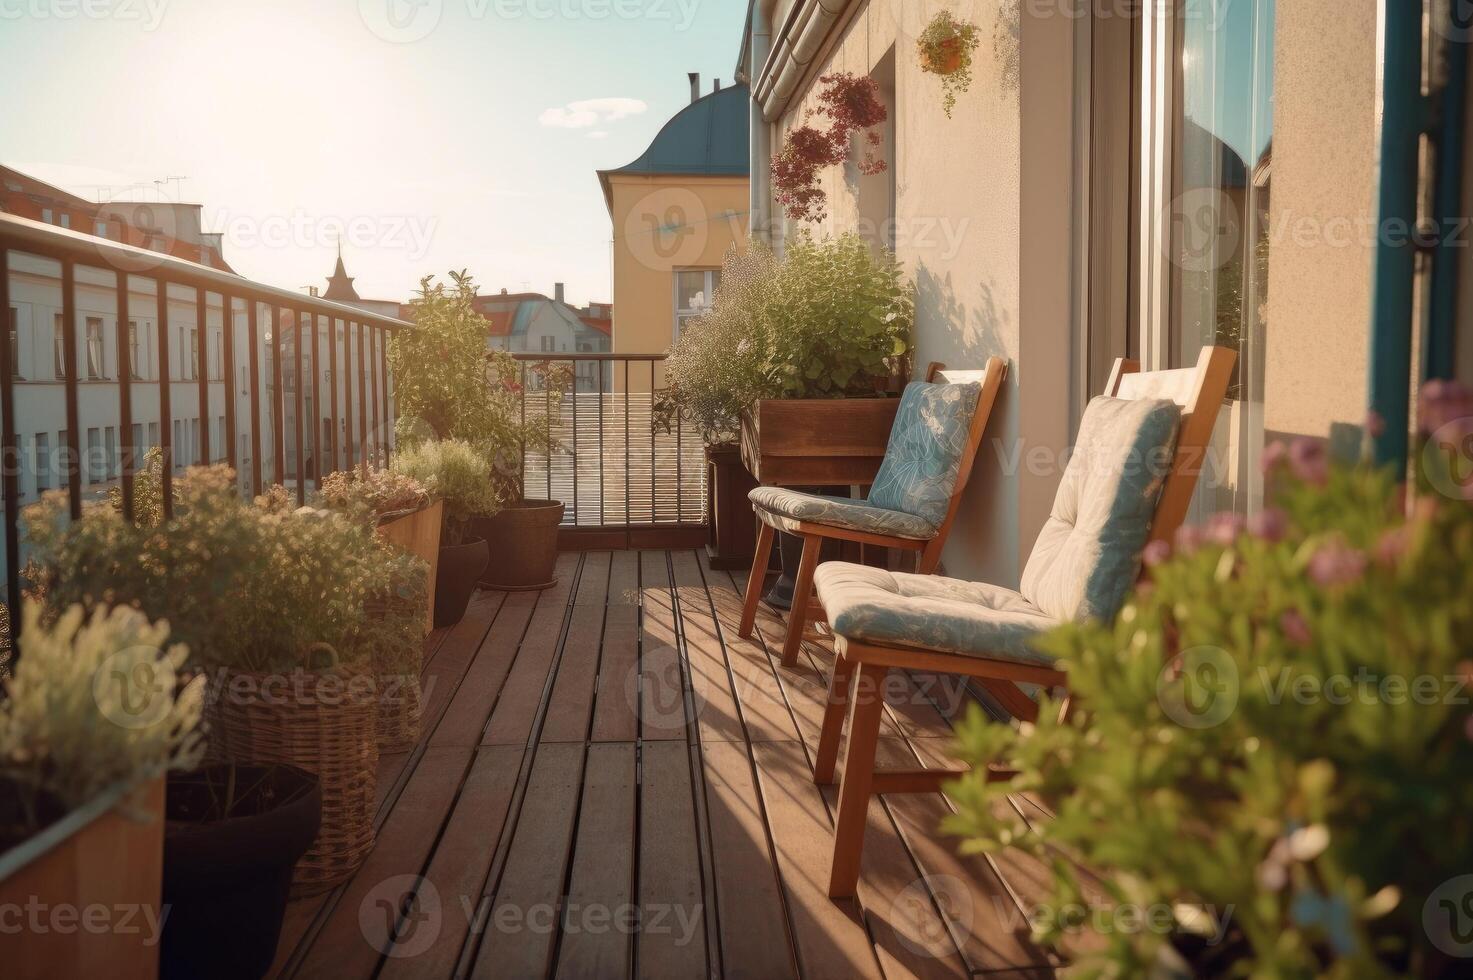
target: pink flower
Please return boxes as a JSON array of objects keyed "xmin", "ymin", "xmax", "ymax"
[
  {"xmin": 1419, "ymin": 379, "xmax": 1473, "ymax": 436},
  {"xmin": 1207, "ymin": 512, "xmax": 1247, "ymax": 547},
  {"xmin": 1374, "ymin": 525, "xmax": 1412, "ymax": 567},
  {"xmin": 1142, "ymin": 539, "xmax": 1172, "ymax": 567},
  {"xmin": 1308, "ymin": 541, "xmax": 1367, "ymax": 588},
  {"xmin": 1280, "ymin": 610, "xmax": 1313, "ymax": 646},
  {"xmin": 1261, "ymin": 441, "xmax": 1289, "ymax": 474},
  {"xmin": 1175, "ymin": 524, "xmax": 1205, "ymax": 555},
  {"xmin": 1288, "ymin": 438, "xmax": 1330, "ymax": 487},
  {"xmin": 1248, "ymin": 508, "xmax": 1289, "ymax": 543}
]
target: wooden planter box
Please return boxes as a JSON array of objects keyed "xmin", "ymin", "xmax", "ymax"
[
  {"xmin": 740, "ymin": 397, "xmax": 900, "ymax": 487},
  {"xmin": 0, "ymin": 777, "xmax": 165, "ymax": 979},
  {"xmin": 376, "ymin": 499, "xmax": 444, "ymax": 631}
]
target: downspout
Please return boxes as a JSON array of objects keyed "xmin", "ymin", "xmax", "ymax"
[
  {"xmin": 747, "ymin": 2, "xmax": 774, "ymax": 244},
  {"xmin": 757, "ymin": 0, "xmax": 854, "ymax": 122}
]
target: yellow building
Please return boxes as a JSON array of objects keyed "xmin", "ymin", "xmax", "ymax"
[{"xmin": 599, "ymin": 75, "xmax": 750, "ymax": 390}]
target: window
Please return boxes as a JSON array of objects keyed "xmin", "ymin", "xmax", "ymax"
[
  {"xmin": 7, "ymin": 306, "xmax": 20, "ymax": 379},
  {"xmin": 95, "ymin": 221, "xmax": 109, "ymax": 239},
  {"xmin": 128, "ymin": 321, "xmax": 142, "ymax": 379},
  {"xmin": 190, "ymin": 418, "xmax": 200, "ymax": 465},
  {"xmin": 40, "ymin": 208, "xmax": 52, "ymax": 224},
  {"xmin": 87, "ymin": 428, "xmax": 101, "ymax": 484},
  {"xmin": 86, "ymin": 316, "xmax": 104, "ymax": 380},
  {"xmin": 540, "ymin": 336, "xmax": 556, "ymax": 353},
  {"xmin": 57, "ymin": 430, "xmax": 69, "ymax": 485},
  {"xmin": 148, "ymin": 422, "xmax": 159, "ymax": 451},
  {"xmin": 59, "ymin": 214, "xmax": 70, "ymax": 229},
  {"xmin": 104, "ymin": 426, "xmax": 117, "ymax": 480},
  {"xmin": 131, "ymin": 423, "xmax": 143, "ymax": 470},
  {"xmin": 53, "ymin": 313, "xmax": 65, "ymax": 379},
  {"xmin": 674, "ymin": 269, "xmax": 720, "ymax": 339},
  {"xmin": 182, "ymin": 328, "xmax": 199, "ymax": 381},
  {"xmin": 34, "ymin": 433, "xmax": 50, "ymax": 491}
]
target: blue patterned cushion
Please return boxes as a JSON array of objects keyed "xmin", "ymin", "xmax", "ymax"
[
  {"xmin": 814, "ymin": 562, "xmax": 1059, "ymax": 667},
  {"xmin": 866, "ymin": 381, "xmax": 982, "ymax": 527},
  {"xmin": 1020, "ymin": 396, "xmax": 1181, "ymax": 623},
  {"xmin": 748, "ymin": 486, "xmax": 937, "ymax": 540}
]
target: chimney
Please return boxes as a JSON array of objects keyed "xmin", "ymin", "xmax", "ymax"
[
  {"xmin": 554, "ymin": 282, "xmax": 565, "ymax": 304},
  {"xmin": 714, "ymin": 78, "xmax": 722, "ymax": 92},
  {"xmin": 688, "ymin": 72, "xmax": 700, "ymax": 104}
]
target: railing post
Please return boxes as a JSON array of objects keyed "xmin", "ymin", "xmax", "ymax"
[
  {"xmin": 196, "ymin": 287, "xmax": 210, "ymax": 465},
  {"xmin": 156, "ymin": 276, "xmax": 174, "ymax": 518},
  {"xmin": 328, "ymin": 317, "xmax": 340, "ymax": 474},
  {"xmin": 248, "ymin": 300, "xmax": 263, "ymax": 497},
  {"xmin": 60, "ymin": 258, "xmax": 82, "ymax": 518},
  {"xmin": 310, "ymin": 314, "xmax": 322, "ymax": 487},
  {"xmin": 0, "ymin": 246, "xmax": 20, "ymax": 646},
  {"xmin": 293, "ymin": 309, "xmax": 305, "ymax": 503},
  {"xmin": 222, "ymin": 294, "xmax": 237, "ymax": 474},
  {"xmin": 270, "ymin": 305, "xmax": 285, "ymax": 486},
  {"xmin": 115, "ymin": 270, "xmax": 134, "ymax": 521},
  {"xmin": 343, "ymin": 320, "xmax": 355, "ymax": 471},
  {"xmin": 357, "ymin": 321, "xmax": 368, "ymax": 473}
]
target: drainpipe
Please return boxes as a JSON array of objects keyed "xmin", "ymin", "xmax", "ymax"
[{"xmin": 747, "ymin": 2, "xmax": 774, "ymax": 245}]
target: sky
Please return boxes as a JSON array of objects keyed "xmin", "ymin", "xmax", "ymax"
[{"xmin": 0, "ymin": 0, "xmax": 748, "ymax": 307}]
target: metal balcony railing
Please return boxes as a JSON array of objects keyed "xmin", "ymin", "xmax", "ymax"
[{"xmin": 0, "ymin": 212, "xmax": 406, "ymax": 652}]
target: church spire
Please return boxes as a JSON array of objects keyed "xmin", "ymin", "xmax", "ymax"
[{"xmin": 323, "ymin": 239, "xmax": 361, "ymax": 302}]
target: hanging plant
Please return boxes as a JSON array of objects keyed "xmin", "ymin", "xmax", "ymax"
[
  {"xmin": 771, "ymin": 72, "xmax": 888, "ymax": 223},
  {"xmin": 917, "ymin": 11, "xmax": 981, "ymax": 118}
]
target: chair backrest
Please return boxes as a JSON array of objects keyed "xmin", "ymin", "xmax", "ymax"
[{"xmin": 1105, "ymin": 346, "xmax": 1237, "ymax": 544}]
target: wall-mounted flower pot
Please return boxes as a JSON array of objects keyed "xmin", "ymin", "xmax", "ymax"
[
  {"xmin": 434, "ymin": 536, "xmax": 491, "ymax": 628},
  {"xmin": 472, "ymin": 499, "xmax": 565, "ymax": 592},
  {"xmin": 376, "ymin": 499, "xmax": 443, "ymax": 632},
  {"xmin": 159, "ymin": 764, "xmax": 321, "ymax": 980},
  {"xmin": 0, "ymin": 777, "xmax": 165, "ymax": 979},
  {"xmin": 921, "ymin": 38, "xmax": 964, "ymax": 75}
]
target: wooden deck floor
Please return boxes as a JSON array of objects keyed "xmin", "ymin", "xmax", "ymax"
[{"xmin": 271, "ymin": 550, "xmax": 1073, "ymax": 980}]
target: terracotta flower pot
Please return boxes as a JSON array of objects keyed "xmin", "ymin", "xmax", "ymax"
[
  {"xmin": 472, "ymin": 499, "xmax": 565, "ymax": 591},
  {"xmin": 921, "ymin": 37, "xmax": 964, "ymax": 75},
  {"xmin": 434, "ymin": 537, "xmax": 491, "ymax": 628}
]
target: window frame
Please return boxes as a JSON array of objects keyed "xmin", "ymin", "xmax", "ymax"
[{"xmin": 673, "ymin": 268, "xmax": 721, "ymax": 340}]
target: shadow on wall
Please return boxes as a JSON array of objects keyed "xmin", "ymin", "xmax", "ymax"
[{"xmin": 914, "ymin": 263, "xmax": 1012, "ymax": 365}]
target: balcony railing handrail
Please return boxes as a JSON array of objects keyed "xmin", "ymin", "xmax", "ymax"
[
  {"xmin": 508, "ymin": 352, "xmax": 663, "ymax": 362},
  {"xmin": 0, "ymin": 212, "xmax": 411, "ymax": 333}
]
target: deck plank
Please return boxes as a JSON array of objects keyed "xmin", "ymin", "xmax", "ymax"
[
  {"xmin": 555, "ymin": 742, "xmax": 637, "ymax": 979},
  {"xmin": 635, "ymin": 740, "xmax": 709, "ymax": 979},
  {"xmin": 640, "ymin": 551, "xmax": 686, "ymax": 741},
  {"xmin": 481, "ymin": 556, "xmax": 579, "ymax": 746},
  {"xmin": 590, "ymin": 552, "xmax": 640, "ymax": 742}
]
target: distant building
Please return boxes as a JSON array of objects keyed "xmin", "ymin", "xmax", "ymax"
[
  {"xmin": 318, "ymin": 248, "xmax": 404, "ymax": 320},
  {"xmin": 0, "ymin": 165, "xmax": 234, "ymax": 271},
  {"xmin": 598, "ymin": 74, "xmax": 750, "ymax": 382},
  {"xmin": 472, "ymin": 284, "xmax": 612, "ymax": 392}
]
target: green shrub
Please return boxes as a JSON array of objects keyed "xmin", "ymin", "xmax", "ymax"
[
  {"xmin": 24, "ymin": 466, "xmax": 417, "ymax": 674},
  {"xmin": 944, "ymin": 440, "xmax": 1473, "ymax": 977},
  {"xmin": 390, "ymin": 438, "xmax": 499, "ymax": 545},
  {"xmin": 1, "ymin": 601, "xmax": 204, "ymax": 834},
  {"xmin": 657, "ymin": 233, "xmax": 914, "ymax": 444},
  {"xmin": 388, "ymin": 271, "xmax": 568, "ymax": 502}
]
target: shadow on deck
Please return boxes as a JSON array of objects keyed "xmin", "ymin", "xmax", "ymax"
[{"xmin": 272, "ymin": 551, "xmax": 1087, "ymax": 979}]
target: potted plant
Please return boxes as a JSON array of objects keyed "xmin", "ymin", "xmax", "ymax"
[
  {"xmin": 917, "ymin": 10, "xmax": 981, "ymax": 117},
  {"xmin": 772, "ymin": 71, "xmax": 889, "ymax": 222},
  {"xmin": 1, "ymin": 602, "xmax": 204, "ymax": 979},
  {"xmin": 388, "ymin": 272, "xmax": 570, "ymax": 594},
  {"xmin": 658, "ymin": 233, "xmax": 914, "ymax": 599},
  {"xmin": 317, "ymin": 468, "xmax": 435, "ymax": 747},
  {"xmin": 944, "ymin": 392, "xmax": 1473, "ymax": 977},
  {"xmin": 24, "ymin": 466, "xmax": 403, "ymax": 896},
  {"xmin": 391, "ymin": 438, "xmax": 498, "ymax": 626}
]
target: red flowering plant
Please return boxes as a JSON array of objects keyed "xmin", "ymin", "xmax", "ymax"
[
  {"xmin": 945, "ymin": 382, "xmax": 1473, "ymax": 978},
  {"xmin": 772, "ymin": 72, "xmax": 888, "ymax": 222}
]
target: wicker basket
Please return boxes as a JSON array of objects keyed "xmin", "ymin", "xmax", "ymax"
[
  {"xmin": 204, "ymin": 666, "xmax": 378, "ymax": 895},
  {"xmin": 365, "ymin": 591, "xmax": 426, "ymax": 751}
]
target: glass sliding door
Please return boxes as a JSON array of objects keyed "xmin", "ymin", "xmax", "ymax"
[{"xmin": 1157, "ymin": 0, "xmax": 1276, "ymax": 515}]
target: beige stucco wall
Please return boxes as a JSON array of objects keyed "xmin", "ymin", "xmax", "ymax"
[
  {"xmin": 764, "ymin": 0, "xmax": 1065, "ymax": 586},
  {"xmin": 1262, "ymin": 0, "xmax": 1379, "ymax": 443},
  {"xmin": 607, "ymin": 173, "xmax": 750, "ymax": 368}
]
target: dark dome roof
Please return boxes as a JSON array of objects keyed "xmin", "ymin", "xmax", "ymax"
[{"xmin": 605, "ymin": 84, "xmax": 750, "ymax": 178}]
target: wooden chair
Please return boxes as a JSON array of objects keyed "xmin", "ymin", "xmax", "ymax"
[
  {"xmin": 737, "ymin": 357, "xmax": 1009, "ymax": 667},
  {"xmin": 813, "ymin": 346, "xmax": 1236, "ymax": 898}
]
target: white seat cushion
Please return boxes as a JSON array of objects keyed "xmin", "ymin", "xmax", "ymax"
[
  {"xmin": 813, "ymin": 563, "xmax": 1060, "ymax": 667},
  {"xmin": 749, "ymin": 486, "xmax": 937, "ymax": 541}
]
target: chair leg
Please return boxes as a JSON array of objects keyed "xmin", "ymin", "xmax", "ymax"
[
  {"xmin": 739, "ymin": 521, "xmax": 775, "ymax": 639},
  {"xmin": 828, "ymin": 662, "xmax": 886, "ymax": 899},
  {"xmin": 782, "ymin": 534, "xmax": 822, "ymax": 667},
  {"xmin": 813, "ymin": 650, "xmax": 855, "ymax": 785}
]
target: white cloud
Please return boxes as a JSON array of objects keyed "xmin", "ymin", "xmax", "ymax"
[
  {"xmin": 538, "ymin": 98, "xmax": 647, "ymax": 130},
  {"xmin": 587, "ymin": 131, "xmax": 610, "ymax": 140}
]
